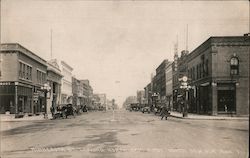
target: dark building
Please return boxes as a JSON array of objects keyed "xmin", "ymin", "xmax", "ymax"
[
  {"xmin": 144, "ymin": 83, "xmax": 151, "ymax": 106},
  {"xmin": 0, "ymin": 43, "xmax": 47, "ymax": 114},
  {"xmin": 173, "ymin": 35, "xmax": 249, "ymax": 116}
]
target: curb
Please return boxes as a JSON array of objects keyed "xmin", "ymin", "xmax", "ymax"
[{"xmin": 170, "ymin": 114, "xmax": 249, "ymax": 121}]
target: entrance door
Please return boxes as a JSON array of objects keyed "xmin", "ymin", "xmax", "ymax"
[{"xmin": 218, "ymin": 90, "xmax": 236, "ymax": 113}]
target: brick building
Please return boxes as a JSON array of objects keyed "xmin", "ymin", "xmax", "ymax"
[
  {"xmin": 173, "ymin": 35, "xmax": 249, "ymax": 116},
  {"xmin": 189, "ymin": 36, "xmax": 249, "ymax": 115},
  {"xmin": 0, "ymin": 43, "xmax": 47, "ymax": 114},
  {"xmin": 165, "ymin": 62, "xmax": 173, "ymax": 110},
  {"xmin": 154, "ymin": 59, "xmax": 172, "ymax": 106}
]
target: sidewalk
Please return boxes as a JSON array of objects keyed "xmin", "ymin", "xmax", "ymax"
[
  {"xmin": 0, "ymin": 114, "xmax": 53, "ymax": 122},
  {"xmin": 170, "ymin": 111, "xmax": 249, "ymax": 120}
]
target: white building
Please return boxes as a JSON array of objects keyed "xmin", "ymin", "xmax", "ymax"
[
  {"xmin": 60, "ymin": 61, "xmax": 73, "ymax": 104},
  {"xmin": 46, "ymin": 59, "xmax": 63, "ymax": 113}
]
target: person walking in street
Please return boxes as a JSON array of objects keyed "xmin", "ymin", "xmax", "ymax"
[{"xmin": 160, "ymin": 106, "xmax": 169, "ymax": 120}]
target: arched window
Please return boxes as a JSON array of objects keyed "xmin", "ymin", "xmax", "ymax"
[{"xmin": 230, "ymin": 57, "xmax": 239, "ymax": 75}]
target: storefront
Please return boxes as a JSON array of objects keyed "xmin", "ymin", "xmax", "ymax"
[
  {"xmin": 0, "ymin": 82, "xmax": 33, "ymax": 114},
  {"xmin": 217, "ymin": 83, "xmax": 236, "ymax": 114}
]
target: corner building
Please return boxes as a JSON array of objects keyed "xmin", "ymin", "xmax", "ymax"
[
  {"xmin": 186, "ymin": 36, "xmax": 249, "ymax": 115},
  {"xmin": 0, "ymin": 43, "xmax": 47, "ymax": 114}
]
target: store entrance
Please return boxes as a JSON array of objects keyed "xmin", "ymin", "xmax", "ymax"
[{"xmin": 218, "ymin": 90, "xmax": 236, "ymax": 113}]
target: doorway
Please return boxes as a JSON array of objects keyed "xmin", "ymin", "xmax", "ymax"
[{"xmin": 218, "ymin": 90, "xmax": 236, "ymax": 113}]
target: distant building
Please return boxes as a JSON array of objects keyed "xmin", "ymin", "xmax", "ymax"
[
  {"xmin": 172, "ymin": 50, "xmax": 189, "ymax": 112},
  {"xmin": 92, "ymin": 93, "xmax": 106, "ymax": 110},
  {"xmin": 0, "ymin": 43, "xmax": 47, "ymax": 114},
  {"xmin": 144, "ymin": 83, "xmax": 151, "ymax": 105},
  {"xmin": 123, "ymin": 96, "xmax": 137, "ymax": 109},
  {"xmin": 72, "ymin": 77, "xmax": 84, "ymax": 108},
  {"xmin": 165, "ymin": 62, "xmax": 173, "ymax": 110},
  {"xmin": 136, "ymin": 90, "xmax": 145, "ymax": 105},
  {"xmin": 154, "ymin": 59, "xmax": 172, "ymax": 106},
  {"xmin": 106, "ymin": 99, "xmax": 113, "ymax": 110},
  {"xmin": 81, "ymin": 79, "xmax": 93, "ymax": 107},
  {"xmin": 60, "ymin": 61, "xmax": 73, "ymax": 104}
]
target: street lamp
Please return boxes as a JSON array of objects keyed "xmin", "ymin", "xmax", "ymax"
[
  {"xmin": 179, "ymin": 76, "xmax": 191, "ymax": 117},
  {"xmin": 41, "ymin": 83, "xmax": 51, "ymax": 119}
]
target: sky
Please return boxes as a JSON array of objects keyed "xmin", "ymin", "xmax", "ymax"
[{"xmin": 1, "ymin": 0, "xmax": 249, "ymax": 107}]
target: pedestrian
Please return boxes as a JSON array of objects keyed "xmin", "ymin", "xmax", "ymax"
[
  {"xmin": 50, "ymin": 106, "xmax": 55, "ymax": 118},
  {"xmin": 160, "ymin": 106, "xmax": 169, "ymax": 120}
]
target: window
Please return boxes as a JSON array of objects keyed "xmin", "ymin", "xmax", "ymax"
[
  {"xmin": 19, "ymin": 62, "xmax": 32, "ymax": 81},
  {"xmin": 37, "ymin": 69, "xmax": 46, "ymax": 85},
  {"xmin": 230, "ymin": 57, "xmax": 239, "ymax": 75},
  {"xmin": 205, "ymin": 59, "xmax": 209, "ymax": 76}
]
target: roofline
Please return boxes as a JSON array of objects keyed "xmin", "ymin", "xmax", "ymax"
[
  {"xmin": 187, "ymin": 35, "xmax": 250, "ymax": 62},
  {"xmin": 61, "ymin": 60, "xmax": 73, "ymax": 71},
  {"xmin": 1, "ymin": 43, "xmax": 47, "ymax": 66}
]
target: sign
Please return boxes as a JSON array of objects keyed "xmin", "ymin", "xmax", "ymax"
[{"xmin": 33, "ymin": 92, "xmax": 39, "ymax": 101}]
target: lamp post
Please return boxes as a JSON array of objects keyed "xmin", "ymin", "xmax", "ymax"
[
  {"xmin": 179, "ymin": 76, "xmax": 191, "ymax": 117},
  {"xmin": 41, "ymin": 83, "xmax": 51, "ymax": 119}
]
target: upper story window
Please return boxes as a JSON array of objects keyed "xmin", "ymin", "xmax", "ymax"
[
  {"xmin": 230, "ymin": 57, "xmax": 239, "ymax": 75},
  {"xmin": 37, "ymin": 69, "xmax": 46, "ymax": 85},
  {"xmin": 19, "ymin": 61, "xmax": 32, "ymax": 81}
]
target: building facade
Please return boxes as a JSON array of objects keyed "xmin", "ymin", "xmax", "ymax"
[
  {"xmin": 72, "ymin": 77, "xmax": 84, "ymax": 109},
  {"xmin": 60, "ymin": 61, "xmax": 73, "ymax": 104},
  {"xmin": 0, "ymin": 43, "xmax": 47, "ymax": 114},
  {"xmin": 165, "ymin": 62, "xmax": 173, "ymax": 110},
  {"xmin": 47, "ymin": 59, "xmax": 62, "ymax": 114},
  {"xmin": 81, "ymin": 79, "xmax": 93, "ymax": 108},
  {"xmin": 154, "ymin": 59, "xmax": 172, "ymax": 106},
  {"xmin": 136, "ymin": 90, "xmax": 145, "ymax": 105},
  {"xmin": 143, "ymin": 83, "xmax": 151, "ymax": 106},
  {"xmin": 187, "ymin": 36, "xmax": 249, "ymax": 115},
  {"xmin": 172, "ymin": 50, "xmax": 189, "ymax": 112}
]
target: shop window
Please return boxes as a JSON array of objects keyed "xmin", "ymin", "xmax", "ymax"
[{"xmin": 230, "ymin": 57, "xmax": 239, "ymax": 75}]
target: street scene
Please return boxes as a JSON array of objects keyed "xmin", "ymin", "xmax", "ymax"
[
  {"xmin": 1, "ymin": 110, "xmax": 249, "ymax": 158},
  {"xmin": 0, "ymin": 0, "xmax": 249, "ymax": 158}
]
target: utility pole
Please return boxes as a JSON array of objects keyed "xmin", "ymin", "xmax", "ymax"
[
  {"xmin": 186, "ymin": 24, "xmax": 189, "ymax": 51},
  {"xmin": 50, "ymin": 29, "xmax": 53, "ymax": 59}
]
